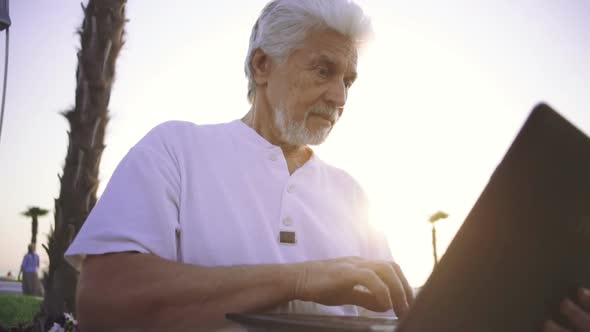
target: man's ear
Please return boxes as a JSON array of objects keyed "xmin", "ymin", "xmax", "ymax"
[{"xmin": 250, "ymin": 49, "xmax": 273, "ymax": 87}]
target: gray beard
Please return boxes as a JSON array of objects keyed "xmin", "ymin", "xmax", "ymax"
[{"xmin": 274, "ymin": 103, "xmax": 339, "ymax": 146}]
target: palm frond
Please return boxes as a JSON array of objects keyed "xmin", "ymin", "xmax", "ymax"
[{"xmin": 429, "ymin": 211, "xmax": 449, "ymax": 223}]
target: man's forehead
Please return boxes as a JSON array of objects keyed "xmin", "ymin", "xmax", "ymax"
[
  {"xmin": 302, "ymin": 39, "xmax": 358, "ymax": 71},
  {"xmin": 305, "ymin": 30, "xmax": 357, "ymax": 57},
  {"xmin": 310, "ymin": 51, "xmax": 357, "ymax": 66}
]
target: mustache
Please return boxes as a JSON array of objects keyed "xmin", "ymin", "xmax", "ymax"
[{"xmin": 308, "ymin": 105, "xmax": 338, "ymax": 118}]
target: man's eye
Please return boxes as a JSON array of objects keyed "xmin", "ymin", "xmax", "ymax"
[
  {"xmin": 317, "ymin": 66, "xmax": 330, "ymax": 77},
  {"xmin": 344, "ymin": 80, "xmax": 353, "ymax": 88}
]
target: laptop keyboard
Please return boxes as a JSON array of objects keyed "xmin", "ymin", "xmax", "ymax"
[{"xmin": 266, "ymin": 313, "xmax": 398, "ymax": 326}]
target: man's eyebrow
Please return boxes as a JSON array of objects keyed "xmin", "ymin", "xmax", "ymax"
[{"xmin": 313, "ymin": 54, "xmax": 337, "ymax": 66}]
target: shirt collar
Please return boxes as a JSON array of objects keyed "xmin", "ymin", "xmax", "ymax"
[
  {"xmin": 230, "ymin": 119, "xmax": 275, "ymax": 149},
  {"xmin": 230, "ymin": 119, "xmax": 320, "ymax": 172}
]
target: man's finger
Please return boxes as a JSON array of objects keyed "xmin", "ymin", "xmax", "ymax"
[
  {"xmin": 578, "ymin": 288, "xmax": 590, "ymax": 312},
  {"xmin": 370, "ymin": 262, "xmax": 408, "ymax": 317},
  {"xmin": 542, "ymin": 320, "xmax": 572, "ymax": 332},
  {"xmin": 351, "ymin": 268, "xmax": 392, "ymax": 311},
  {"xmin": 560, "ymin": 298, "xmax": 590, "ymax": 331},
  {"xmin": 392, "ymin": 262, "xmax": 414, "ymax": 306},
  {"xmin": 347, "ymin": 288, "xmax": 391, "ymax": 312}
]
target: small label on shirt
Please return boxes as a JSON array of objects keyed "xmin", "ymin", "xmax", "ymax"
[{"xmin": 279, "ymin": 231, "xmax": 296, "ymax": 245}]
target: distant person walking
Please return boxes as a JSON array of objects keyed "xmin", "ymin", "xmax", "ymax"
[{"xmin": 18, "ymin": 244, "xmax": 41, "ymax": 296}]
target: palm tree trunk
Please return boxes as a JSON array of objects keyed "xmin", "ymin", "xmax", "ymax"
[
  {"xmin": 41, "ymin": 0, "xmax": 127, "ymax": 324},
  {"xmin": 432, "ymin": 224, "xmax": 438, "ymax": 267},
  {"xmin": 31, "ymin": 215, "xmax": 38, "ymax": 244}
]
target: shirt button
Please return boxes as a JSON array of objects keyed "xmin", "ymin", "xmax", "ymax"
[
  {"xmin": 287, "ymin": 184, "xmax": 296, "ymax": 193},
  {"xmin": 269, "ymin": 154, "xmax": 279, "ymax": 161},
  {"xmin": 282, "ymin": 217, "xmax": 293, "ymax": 226}
]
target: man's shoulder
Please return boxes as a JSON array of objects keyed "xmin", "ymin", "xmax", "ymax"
[
  {"xmin": 144, "ymin": 120, "xmax": 205, "ymax": 140},
  {"xmin": 317, "ymin": 158, "xmax": 365, "ymax": 196},
  {"xmin": 150, "ymin": 120, "xmax": 198, "ymax": 133},
  {"xmin": 135, "ymin": 120, "xmax": 234, "ymax": 152}
]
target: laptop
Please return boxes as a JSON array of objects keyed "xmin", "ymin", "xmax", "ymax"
[{"xmin": 227, "ymin": 103, "xmax": 590, "ymax": 331}]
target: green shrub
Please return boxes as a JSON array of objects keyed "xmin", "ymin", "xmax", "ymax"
[{"xmin": 0, "ymin": 295, "xmax": 41, "ymax": 328}]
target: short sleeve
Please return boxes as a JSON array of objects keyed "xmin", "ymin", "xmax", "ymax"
[
  {"xmin": 355, "ymin": 183, "xmax": 397, "ymax": 318},
  {"xmin": 65, "ymin": 125, "xmax": 181, "ymax": 271},
  {"xmin": 354, "ymin": 184, "xmax": 394, "ymax": 262},
  {"xmin": 366, "ymin": 225, "xmax": 394, "ymax": 262}
]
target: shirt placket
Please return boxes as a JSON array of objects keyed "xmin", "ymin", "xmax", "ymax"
[{"xmin": 278, "ymin": 175, "xmax": 303, "ymax": 248}]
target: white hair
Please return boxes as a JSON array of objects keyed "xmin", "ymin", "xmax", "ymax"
[{"xmin": 244, "ymin": 0, "xmax": 373, "ymax": 103}]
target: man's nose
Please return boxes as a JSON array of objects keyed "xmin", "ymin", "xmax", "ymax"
[{"xmin": 324, "ymin": 79, "xmax": 347, "ymax": 109}]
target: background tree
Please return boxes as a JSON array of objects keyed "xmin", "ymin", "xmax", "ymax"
[
  {"xmin": 429, "ymin": 210, "xmax": 448, "ymax": 267},
  {"xmin": 21, "ymin": 206, "xmax": 49, "ymax": 245},
  {"xmin": 40, "ymin": 0, "xmax": 127, "ymax": 324}
]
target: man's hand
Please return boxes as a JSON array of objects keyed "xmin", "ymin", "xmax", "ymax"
[
  {"xmin": 543, "ymin": 288, "xmax": 590, "ymax": 332},
  {"xmin": 291, "ymin": 256, "xmax": 414, "ymax": 316},
  {"xmin": 76, "ymin": 254, "xmax": 413, "ymax": 330}
]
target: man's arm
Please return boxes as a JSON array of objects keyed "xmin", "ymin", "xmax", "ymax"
[
  {"xmin": 77, "ymin": 253, "xmax": 412, "ymax": 331},
  {"xmin": 18, "ymin": 255, "xmax": 25, "ymax": 280}
]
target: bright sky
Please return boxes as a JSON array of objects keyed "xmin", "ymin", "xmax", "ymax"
[{"xmin": 0, "ymin": 1, "xmax": 588, "ymax": 287}]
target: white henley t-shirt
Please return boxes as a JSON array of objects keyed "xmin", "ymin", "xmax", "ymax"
[{"xmin": 65, "ymin": 119, "xmax": 394, "ymax": 330}]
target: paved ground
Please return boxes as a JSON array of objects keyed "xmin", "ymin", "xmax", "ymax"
[{"xmin": 0, "ymin": 280, "xmax": 22, "ymax": 295}]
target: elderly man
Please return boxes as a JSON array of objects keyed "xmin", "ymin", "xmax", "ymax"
[
  {"xmin": 66, "ymin": 1, "xmax": 412, "ymax": 331},
  {"xmin": 66, "ymin": 1, "xmax": 590, "ymax": 331}
]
